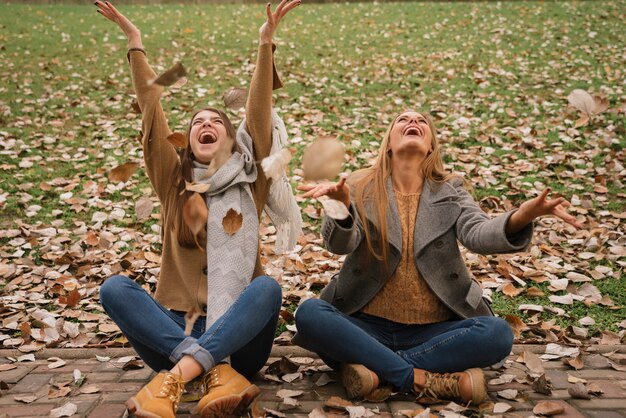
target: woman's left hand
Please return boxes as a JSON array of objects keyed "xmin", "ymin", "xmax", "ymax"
[
  {"xmin": 507, "ymin": 188, "xmax": 583, "ymax": 234},
  {"xmin": 259, "ymin": 0, "xmax": 301, "ymax": 45}
]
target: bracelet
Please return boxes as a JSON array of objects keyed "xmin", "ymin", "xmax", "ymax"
[{"xmin": 126, "ymin": 47, "xmax": 146, "ymax": 63}]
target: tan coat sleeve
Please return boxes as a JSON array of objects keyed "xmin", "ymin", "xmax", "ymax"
[{"xmin": 128, "ymin": 50, "xmax": 179, "ymax": 202}]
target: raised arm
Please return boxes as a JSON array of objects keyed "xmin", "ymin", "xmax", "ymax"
[
  {"xmin": 96, "ymin": 1, "xmax": 178, "ymax": 201},
  {"xmin": 246, "ymin": 0, "xmax": 300, "ymax": 161}
]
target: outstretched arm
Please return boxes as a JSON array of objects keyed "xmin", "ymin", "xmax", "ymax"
[
  {"xmin": 246, "ymin": 0, "xmax": 300, "ymax": 161},
  {"xmin": 506, "ymin": 188, "xmax": 583, "ymax": 234},
  {"xmin": 95, "ymin": 1, "xmax": 178, "ymax": 201}
]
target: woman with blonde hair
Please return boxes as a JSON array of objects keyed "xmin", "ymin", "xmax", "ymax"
[
  {"xmin": 95, "ymin": 1, "xmax": 300, "ymax": 417},
  {"xmin": 296, "ymin": 111, "xmax": 581, "ymax": 404}
]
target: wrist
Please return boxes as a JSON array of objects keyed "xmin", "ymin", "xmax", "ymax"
[{"xmin": 259, "ymin": 37, "xmax": 272, "ymax": 45}]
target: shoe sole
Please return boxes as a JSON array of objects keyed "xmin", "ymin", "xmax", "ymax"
[
  {"xmin": 126, "ymin": 397, "xmax": 166, "ymax": 418},
  {"xmin": 341, "ymin": 364, "xmax": 374, "ymax": 399},
  {"xmin": 197, "ymin": 384, "xmax": 261, "ymax": 418}
]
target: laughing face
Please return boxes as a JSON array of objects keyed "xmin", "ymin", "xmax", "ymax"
[
  {"xmin": 388, "ymin": 111, "xmax": 433, "ymax": 157},
  {"xmin": 189, "ymin": 110, "xmax": 234, "ymax": 165}
]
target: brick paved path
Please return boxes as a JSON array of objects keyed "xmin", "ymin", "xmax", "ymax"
[{"xmin": 0, "ymin": 345, "xmax": 624, "ymax": 417}]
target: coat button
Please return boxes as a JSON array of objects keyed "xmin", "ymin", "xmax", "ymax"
[
  {"xmin": 435, "ymin": 240, "xmax": 444, "ymax": 249},
  {"xmin": 201, "ymin": 305, "xmax": 207, "ymax": 314},
  {"xmin": 449, "ymin": 273, "xmax": 459, "ymax": 280},
  {"xmin": 203, "ymin": 266, "xmax": 208, "ymax": 275}
]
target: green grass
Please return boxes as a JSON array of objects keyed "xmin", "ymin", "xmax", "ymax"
[{"xmin": 0, "ymin": 1, "xmax": 624, "ymax": 342}]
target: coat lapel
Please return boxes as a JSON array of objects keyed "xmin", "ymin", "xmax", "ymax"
[
  {"xmin": 385, "ymin": 178, "xmax": 402, "ymax": 252},
  {"xmin": 414, "ymin": 181, "xmax": 461, "ymax": 256}
]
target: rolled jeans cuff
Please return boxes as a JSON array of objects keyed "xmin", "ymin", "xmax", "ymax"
[{"xmin": 170, "ymin": 336, "xmax": 215, "ymax": 372}]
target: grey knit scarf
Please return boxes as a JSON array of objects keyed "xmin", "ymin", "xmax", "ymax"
[{"xmin": 192, "ymin": 121, "xmax": 258, "ymax": 329}]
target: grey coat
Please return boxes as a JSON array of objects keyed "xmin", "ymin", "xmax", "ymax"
[{"xmin": 319, "ymin": 177, "xmax": 533, "ymax": 319}]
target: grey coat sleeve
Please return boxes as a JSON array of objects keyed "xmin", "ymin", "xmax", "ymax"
[
  {"xmin": 321, "ymin": 202, "xmax": 363, "ymax": 255},
  {"xmin": 453, "ymin": 182, "xmax": 533, "ymax": 254}
]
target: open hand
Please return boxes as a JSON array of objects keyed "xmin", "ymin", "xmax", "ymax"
[
  {"xmin": 298, "ymin": 176, "xmax": 350, "ymax": 208},
  {"xmin": 507, "ymin": 188, "xmax": 583, "ymax": 234},
  {"xmin": 259, "ymin": 0, "xmax": 301, "ymax": 45},
  {"xmin": 95, "ymin": 1, "xmax": 141, "ymax": 46}
]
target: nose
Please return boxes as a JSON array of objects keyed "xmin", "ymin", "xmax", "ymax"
[{"xmin": 202, "ymin": 120, "xmax": 213, "ymax": 128}]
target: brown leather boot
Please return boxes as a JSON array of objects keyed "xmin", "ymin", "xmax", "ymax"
[
  {"xmin": 126, "ymin": 370, "xmax": 185, "ymax": 418},
  {"xmin": 341, "ymin": 363, "xmax": 380, "ymax": 399},
  {"xmin": 413, "ymin": 368, "xmax": 487, "ymax": 405},
  {"xmin": 193, "ymin": 363, "xmax": 260, "ymax": 418}
]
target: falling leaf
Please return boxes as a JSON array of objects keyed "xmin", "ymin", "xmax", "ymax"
[
  {"xmin": 302, "ymin": 136, "xmax": 345, "ymax": 180},
  {"xmin": 167, "ymin": 132, "xmax": 188, "ymax": 148},
  {"xmin": 183, "ymin": 193, "xmax": 208, "ymax": 236},
  {"xmin": 222, "ymin": 208, "xmax": 243, "ymax": 235},
  {"xmin": 318, "ymin": 196, "xmax": 350, "ymax": 220},
  {"xmin": 109, "ymin": 162, "xmax": 139, "ymax": 183},
  {"xmin": 184, "ymin": 306, "xmax": 201, "ymax": 336},
  {"xmin": 223, "ymin": 88, "xmax": 248, "ymax": 110},
  {"xmin": 533, "ymin": 400, "xmax": 564, "ymax": 416},
  {"xmin": 261, "ymin": 149, "xmax": 292, "ymax": 182},
  {"xmin": 49, "ymin": 402, "xmax": 78, "ymax": 418},
  {"xmin": 151, "ymin": 62, "xmax": 187, "ymax": 87},
  {"xmin": 568, "ymin": 382, "xmax": 591, "ymax": 399},
  {"xmin": 135, "ymin": 196, "xmax": 154, "ymax": 221}
]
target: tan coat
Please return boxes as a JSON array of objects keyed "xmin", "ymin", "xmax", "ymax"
[{"xmin": 128, "ymin": 44, "xmax": 282, "ymax": 313}]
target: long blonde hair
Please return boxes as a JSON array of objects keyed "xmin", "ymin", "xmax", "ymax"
[{"xmin": 349, "ymin": 112, "xmax": 456, "ymax": 264}]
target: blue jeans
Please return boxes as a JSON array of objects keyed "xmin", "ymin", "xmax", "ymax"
[
  {"xmin": 100, "ymin": 275, "xmax": 282, "ymax": 377},
  {"xmin": 295, "ymin": 299, "xmax": 513, "ymax": 391}
]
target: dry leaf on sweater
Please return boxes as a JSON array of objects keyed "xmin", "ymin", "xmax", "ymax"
[
  {"xmin": 222, "ymin": 209, "xmax": 243, "ymax": 235},
  {"xmin": 167, "ymin": 132, "xmax": 188, "ymax": 148},
  {"xmin": 302, "ymin": 136, "xmax": 345, "ymax": 180},
  {"xmin": 183, "ymin": 193, "xmax": 208, "ymax": 237},
  {"xmin": 109, "ymin": 161, "xmax": 139, "ymax": 182},
  {"xmin": 223, "ymin": 88, "xmax": 248, "ymax": 110},
  {"xmin": 151, "ymin": 62, "xmax": 187, "ymax": 87}
]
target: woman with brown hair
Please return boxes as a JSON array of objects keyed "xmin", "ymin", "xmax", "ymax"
[
  {"xmin": 95, "ymin": 1, "xmax": 300, "ymax": 417},
  {"xmin": 295, "ymin": 111, "xmax": 581, "ymax": 405}
]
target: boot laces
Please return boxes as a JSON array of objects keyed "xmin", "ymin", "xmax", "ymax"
[
  {"xmin": 418, "ymin": 371, "xmax": 462, "ymax": 402},
  {"xmin": 202, "ymin": 367, "xmax": 222, "ymax": 393},
  {"xmin": 158, "ymin": 372, "xmax": 185, "ymax": 409}
]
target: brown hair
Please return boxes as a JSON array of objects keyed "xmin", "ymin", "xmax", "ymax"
[
  {"xmin": 349, "ymin": 112, "xmax": 457, "ymax": 264},
  {"xmin": 166, "ymin": 107, "xmax": 237, "ymax": 248}
]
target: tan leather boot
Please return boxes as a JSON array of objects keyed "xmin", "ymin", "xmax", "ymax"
[
  {"xmin": 413, "ymin": 368, "xmax": 487, "ymax": 405},
  {"xmin": 126, "ymin": 371, "xmax": 185, "ymax": 418},
  {"xmin": 193, "ymin": 363, "xmax": 260, "ymax": 418},
  {"xmin": 341, "ymin": 363, "xmax": 380, "ymax": 399}
]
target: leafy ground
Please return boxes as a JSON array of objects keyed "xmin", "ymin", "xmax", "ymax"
[{"xmin": 0, "ymin": 1, "xmax": 624, "ymax": 352}]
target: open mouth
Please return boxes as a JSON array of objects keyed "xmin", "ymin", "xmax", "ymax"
[
  {"xmin": 403, "ymin": 126, "xmax": 422, "ymax": 136},
  {"xmin": 198, "ymin": 132, "xmax": 217, "ymax": 144}
]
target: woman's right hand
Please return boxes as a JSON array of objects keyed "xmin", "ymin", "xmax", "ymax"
[
  {"xmin": 298, "ymin": 176, "xmax": 351, "ymax": 209},
  {"xmin": 95, "ymin": 1, "xmax": 142, "ymax": 48}
]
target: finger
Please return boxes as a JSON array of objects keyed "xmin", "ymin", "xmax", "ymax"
[
  {"xmin": 336, "ymin": 176, "xmax": 347, "ymax": 189},
  {"xmin": 538, "ymin": 187, "xmax": 550, "ymax": 202},
  {"xmin": 265, "ymin": 2, "xmax": 272, "ymax": 21},
  {"xmin": 546, "ymin": 197, "xmax": 565, "ymax": 209},
  {"xmin": 296, "ymin": 184, "xmax": 315, "ymax": 192},
  {"xmin": 553, "ymin": 207, "xmax": 579, "ymax": 226},
  {"xmin": 274, "ymin": 0, "xmax": 290, "ymax": 16},
  {"xmin": 281, "ymin": 0, "xmax": 301, "ymax": 16}
]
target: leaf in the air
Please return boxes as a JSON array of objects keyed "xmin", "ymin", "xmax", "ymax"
[
  {"xmin": 135, "ymin": 196, "xmax": 154, "ymax": 221},
  {"xmin": 302, "ymin": 136, "xmax": 345, "ymax": 181},
  {"xmin": 167, "ymin": 132, "xmax": 188, "ymax": 148},
  {"xmin": 318, "ymin": 196, "xmax": 350, "ymax": 220},
  {"xmin": 151, "ymin": 62, "xmax": 187, "ymax": 87},
  {"xmin": 222, "ymin": 209, "xmax": 243, "ymax": 235},
  {"xmin": 109, "ymin": 162, "xmax": 139, "ymax": 183},
  {"xmin": 223, "ymin": 87, "xmax": 248, "ymax": 110},
  {"xmin": 185, "ymin": 181, "xmax": 210, "ymax": 194},
  {"xmin": 183, "ymin": 193, "xmax": 208, "ymax": 236},
  {"xmin": 261, "ymin": 149, "xmax": 292, "ymax": 182}
]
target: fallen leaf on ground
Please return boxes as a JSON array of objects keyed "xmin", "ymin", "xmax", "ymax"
[
  {"xmin": 49, "ymin": 403, "xmax": 78, "ymax": 418},
  {"xmin": 568, "ymin": 382, "xmax": 591, "ymax": 399}
]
